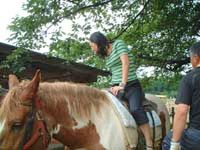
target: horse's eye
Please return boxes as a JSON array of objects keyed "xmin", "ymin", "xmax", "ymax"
[{"xmin": 12, "ymin": 122, "xmax": 23, "ymax": 133}]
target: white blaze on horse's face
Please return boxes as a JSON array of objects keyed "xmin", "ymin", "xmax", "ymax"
[{"xmin": 0, "ymin": 119, "xmax": 5, "ymax": 135}]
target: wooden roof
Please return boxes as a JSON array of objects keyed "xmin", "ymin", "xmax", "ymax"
[{"xmin": 0, "ymin": 42, "xmax": 110, "ymax": 88}]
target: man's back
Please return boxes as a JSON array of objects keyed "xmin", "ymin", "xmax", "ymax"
[
  {"xmin": 177, "ymin": 67, "xmax": 200, "ymax": 130},
  {"xmin": 162, "ymin": 42, "xmax": 200, "ymax": 150}
]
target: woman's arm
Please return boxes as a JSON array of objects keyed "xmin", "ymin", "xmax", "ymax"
[
  {"xmin": 110, "ymin": 54, "xmax": 129, "ymax": 96},
  {"xmin": 120, "ymin": 54, "xmax": 129, "ymax": 85}
]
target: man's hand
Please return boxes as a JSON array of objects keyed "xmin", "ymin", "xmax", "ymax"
[{"xmin": 170, "ymin": 141, "xmax": 181, "ymax": 150}]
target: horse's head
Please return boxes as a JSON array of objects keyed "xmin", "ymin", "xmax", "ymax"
[{"xmin": 0, "ymin": 70, "xmax": 49, "ymax": 150}]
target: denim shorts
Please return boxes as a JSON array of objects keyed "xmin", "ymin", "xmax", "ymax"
[{"xmin": 115, "ymin": 80, "xmax": 149, "ymax": 125}]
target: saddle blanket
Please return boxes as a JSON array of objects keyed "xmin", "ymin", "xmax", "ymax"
[
  {"xmin": 103, "ymin": 90, "xmax": 161, "ymax": 128},
  {"xmin": 103, "ymin": 90, "xmax": 137, "ymax": 127}
]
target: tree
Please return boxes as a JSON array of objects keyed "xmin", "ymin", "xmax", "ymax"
[
  {"xmin": 7, "ymin": 0, "xmax": 200, "ymax": 71},
  {"xmin": 141, "ymin": 73, "xmax": 181, "ymax": 98},
  {"xmin": 3, "ymin": 0, "xmax": 200, "ymax": 93}
]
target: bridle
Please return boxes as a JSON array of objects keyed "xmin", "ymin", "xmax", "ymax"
[{"xmin": 20, "ymin": 97, "xmax": 50, "ymax": 150}]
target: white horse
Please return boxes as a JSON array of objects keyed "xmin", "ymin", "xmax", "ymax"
[{"xmin": 0, "ymin": 70, "xmax": 170, "ymax": 150}]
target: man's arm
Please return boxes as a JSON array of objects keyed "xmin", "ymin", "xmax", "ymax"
[{"xmin": 172, "ymin": 103, "xmax": 189, "ymax": 142}]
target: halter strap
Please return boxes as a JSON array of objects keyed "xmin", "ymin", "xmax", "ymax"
[{"xmin": 23, "ymin": 98, "xmax": 50, "ymax": 150}]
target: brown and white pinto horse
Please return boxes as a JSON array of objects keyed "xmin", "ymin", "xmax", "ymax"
[{"xmin": 0, "ymin": 70, "xmax": 170, "ymax": 150}]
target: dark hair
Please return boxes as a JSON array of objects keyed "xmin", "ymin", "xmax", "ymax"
[
  {"xmin": 89, "ymin": 32, "xmax": 109, "ymax": 58},
  {"xmin": 189, "ymin": 41, "xmax": 200, "ymax": 57}
]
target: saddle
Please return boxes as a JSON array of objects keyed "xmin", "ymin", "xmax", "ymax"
[
  {"xmin": 103, "ymin": 90, "xmax": 162, "ymax": 149},
  {"xmin": 117, "ymin": 89, "xmax": 158, "ymax": 112}
]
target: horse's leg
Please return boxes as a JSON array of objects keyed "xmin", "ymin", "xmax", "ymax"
[
  {"xmin": 159, "ymin": 111, "xmax": 166, "ymax": 139},
  {"xmin": 157, "ymin": 111, "xmax": 166, "ymax": 150}
]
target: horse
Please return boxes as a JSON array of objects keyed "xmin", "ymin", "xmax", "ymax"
[{"xmin": 0, "ymin": 70, "xmax": 170, "ymax": 150}]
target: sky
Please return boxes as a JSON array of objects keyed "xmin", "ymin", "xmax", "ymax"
[
  {"xmin": 0, "ymin": 0, "xmax": 27, "ymax": 45},
  {"xmin": 0, "ymin": 0, "xmax": 75, "ymax": 53},
  {"xmin": 0, "ymin": 0, "xmax": 69, "ymax": 53}
]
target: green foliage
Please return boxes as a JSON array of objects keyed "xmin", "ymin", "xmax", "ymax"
[
  {"xmin": 5, "ymin": 0, "xmax": 200, "ymax": 92},
  {"xmin": 47, "ymin": 37, "xmax": 107, "ymax": 69},
  {"xmin": 8, "ymin": 0, "xmax": 200, "ymax": 72},
  {"xmin": 141, "ymin": 73, "xmax": 182, "ymax": 98},
  {"xmin": 0, "ymin": 48, "xmax": 29, "ymax": 75},
  {"xmin": 48, "ymin": 38, "xmax": 89, "ymax": 61},
  {"xmin": 121, "ymin": 0, "xmax": 199, "ymax": 72},
  {"xmin": 90, "ymin": 75, "xmax": 111, "ymax": 89}
]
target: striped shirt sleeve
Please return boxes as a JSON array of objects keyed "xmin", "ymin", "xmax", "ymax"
[{"xmin": 115, "ymin": 40, "xmax": 129, "ymax": 56}]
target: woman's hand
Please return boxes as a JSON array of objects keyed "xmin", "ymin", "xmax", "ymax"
[{"xmin": 110, "ymin": 86, "xmax": 124, "ymax": 96}]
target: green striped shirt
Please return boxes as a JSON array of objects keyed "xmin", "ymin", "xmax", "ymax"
[{"xmin": 106, "ymin": 40, "xmax": 137, "ymax": 84}]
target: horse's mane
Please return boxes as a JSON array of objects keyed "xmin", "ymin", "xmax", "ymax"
[
  {"xmin": 38, "ymin": 82, "xmax": 109, "ymax": 119},
  {"xmin": 0, "ymin": 80, "xmax": 109, "ymax": 120},
  {"xmin": 0, "ymin": 85, "xmax": 24, "ymax": 119}
]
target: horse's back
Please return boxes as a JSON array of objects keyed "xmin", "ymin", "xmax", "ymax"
[{"xmin": 145, "ymin": 93, "xmax": 170, "ymax": 133}]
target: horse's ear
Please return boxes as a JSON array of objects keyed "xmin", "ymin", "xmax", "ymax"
[
  {"xmin": 8, "ymin": 74, "xmax": 19, "ymax": 89},
  {"xmin": 20, "ymin": 69, "xmax": 41, "ymax": 101}
]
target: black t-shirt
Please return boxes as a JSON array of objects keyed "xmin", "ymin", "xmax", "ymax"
[{"xmin": 176, "ymin": 67, "xmax": 200, "ymax": 130}]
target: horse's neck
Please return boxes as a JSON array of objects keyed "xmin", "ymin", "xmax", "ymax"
[
  {"xmin": 52, "ymin": 122, "xmax": 104, "ymax": 149},
  {"xmin": 37, "ymin": 85, "xmax": 105, "ymax": 149},
  {"xmin": 38, "ymin": 91, "xmax": 76, "ymax": 128}
]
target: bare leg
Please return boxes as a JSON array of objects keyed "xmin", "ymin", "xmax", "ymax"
[{"xmin": 139, "ymin": 123, "xmax": 153, "ymax": 149}]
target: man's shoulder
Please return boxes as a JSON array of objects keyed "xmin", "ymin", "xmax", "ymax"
[
  {"xmin": 184, "ymin": 67, "xmax": 200, "ymax": 79},
  {"xmin": 180, "ymin": 68, "xmax": 200, "ymax": 89}
]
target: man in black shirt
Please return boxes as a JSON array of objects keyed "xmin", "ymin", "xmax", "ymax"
[{"xmin": 162, "ymin": 41, "xmax": 200, "ymax": 150}]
